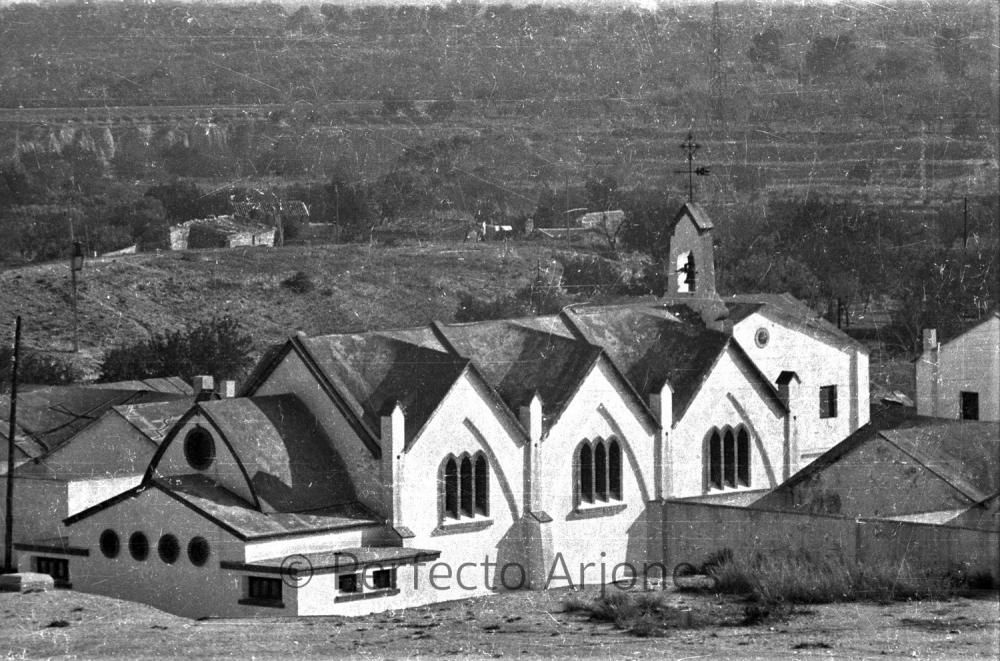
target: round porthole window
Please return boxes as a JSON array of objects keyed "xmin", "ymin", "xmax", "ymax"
[
  {"xmin": 129, "ymin": 531, "xmax": 149, "ymax": 561},
  {"xmin": 99, "ymin": 529, "xmax": 120, "ymax": 559},
  {"xmin": 187, "ymin": 536, "xmax": 211, "ymax": 567},
  {"xmin": 157, "ymin": 534, "xmax": 181, "ymax": 564},
  {"xmin": 754, "ymin": 327, "xmax": 770, "ymax": 348},
  {"xmin": 184, "ymin": 426, "xmax": 216, "ymax": 471}
]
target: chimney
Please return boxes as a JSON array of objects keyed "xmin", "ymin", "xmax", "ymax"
[
  {"xmin": 192, "ymin": 375, "xmax": 215, "ymax": 401},
  {"xmin": 922, "ymin": 328, "xmax": 938, "ymax": 353},
  {"xmin": 217, "ymin": 380, "xmax": 237, "ymax": 399},
  {"xmin": 380, "ymin": 403, "xmax": 406, "ymax": 527}
]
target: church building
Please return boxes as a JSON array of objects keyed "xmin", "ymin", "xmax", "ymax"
[{"xmin": 16, "ymin": 204, "xmax": 870, "ymax": 618}]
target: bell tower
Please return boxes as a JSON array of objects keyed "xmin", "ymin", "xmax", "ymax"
[{"xmin": 665, "ymin": 202, "xmax": 717, "ymax": 298}]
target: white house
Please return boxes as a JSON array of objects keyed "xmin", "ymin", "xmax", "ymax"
[{"xmin": 916, "ymin": 312, "xmax": 1000, "ymax": 421}]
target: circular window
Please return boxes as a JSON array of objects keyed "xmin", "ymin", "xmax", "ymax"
[
  {"xmin": 157, "ymin": 534, "xmax": 180, "ymax": 564},
  {"xmin": 129, "ymin": 532, "xmax": 149, "ymax": 561},
  {"xmin": 754, "ymin": 327, "xmax": 770, "ymax": 348},
  {"xmin": 184, "ymin": 427, "xmax": 216, "ymax": 471},
  {"xmin": 99, "ymin": 529, "xmax": 120, "ymax": 559},
  {"xmin": 187, "ymin": 536, "xmax": 211, "ymax": 567}
]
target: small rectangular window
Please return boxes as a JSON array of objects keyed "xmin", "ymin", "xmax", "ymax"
[
  {"xmin": 960, "ymin": 392, "xmax": 979, "ymax": 420},
  {"xmin": 819, "ymin": 385, "xmax": 838, "ymax": 419},
  {"xmin": 247, "ymin": 576, "xmax": 282, "ymax": 602},
  {"xmin": 372, "ymin": 568, "xmax": 396, "ymax": 590},
  {"xmin": 34, "ymin": 556, "xmax": 69, "ymax": 584},
  {"xmin": 338, "ymin": 573, "xmax": 360, "ymax": 593}
]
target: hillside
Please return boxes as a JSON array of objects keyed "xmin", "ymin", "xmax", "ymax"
[{"xmin": 0, "ymin": 240, "xmax": 588, "ymax": 378}]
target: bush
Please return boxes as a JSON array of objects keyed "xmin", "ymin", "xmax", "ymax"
[
  {"xmin": 99, "ymin": 316, "xmax": 254, "ymax": 383},
  {"xmin": 281, "ymin": 270, "xmax": 315, "ymax": 294},
  {"xmin": 705, "ymin": 548, "xmax": 972, "ymax": 608},
  {"xmin": 0, "ymin": 347, "xmax": 81, "ymax": 393},
  {"xmin": 562, "ymin": 591, "xmax": 692, "ymax": 636}
]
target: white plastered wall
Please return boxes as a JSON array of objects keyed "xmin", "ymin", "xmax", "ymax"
[
  {"xmin": 669, "ymin": 349, "xmax": 786, "ymax": 497},
  {"xmin": 732, "ymin": 312, "xmax": 868, "ymax": 463}
]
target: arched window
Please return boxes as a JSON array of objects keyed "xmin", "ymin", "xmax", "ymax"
[
  {"xmin": 608, "ymin": 440, "xmax": 622, "ymax": 500},
  {"xmin": 737, "ymin": 427, "xmax": 751, "ymax": 487},
  {"xmin": 707, "ymin": 425, "xmax": 752, "ymax": 491},
  {"xmin": 443, "ymin": 458, "xmax": 458, "ymax": 519},
  {"xmin": 474, "ymin": 455, "xmax": 489, "ymax": 516},
  {"xmin": 723, "ymin": 428, "xmax": 736, "ymax": 487},
  {"xmin": 676, "ymin": 251, "xmax": 696, "ymax": 293},
  {"xmin": 579, "ymin": 444, "xmax": 594, "ymax": 504},
  {"xmin": 577, "ymin": 438, "xmax": 624, "ymax": 505},
  {"xmin": 459, "ymin": 456, "xmax": 473, "ymax": 517},
  {"xmin": 442, "ymin": 452, "xmax": 489, "ymax": 521},
  {"xmin": 594, "ymin": 443, "xmax": 608, "ymax": 501},
  {"xmin": 708, "ymin": 430, "xmax": 723, "ymax": 490}
]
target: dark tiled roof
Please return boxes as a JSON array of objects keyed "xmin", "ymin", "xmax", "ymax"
[
  {"xmin": 88, "ymin": 376, "xmax": 193, "ymax": 395},
  {"xmin": 156, "ymin": 474, "xmax": 382, "ymax": 540},
  {"xmin": 757, "ymin": 417, "xmax": 1000, "ymax": 509},
  {"xmin": 301, "ymin": 334, "xmax": 468, "ymax": 445},
  {"xmin": 199, "ymin": 394, "xmax": 357, "ymax": 512},
  {"xmin": 0, "ymin": 386, "xmax": 188, "ymax": 458},
  {"xmin": 114, "ymin": 399, "xmax": 194, "ymax": 445},
  {"xmin": 564, "ymin": 305, "xmax": 729, "ymax": 422},
  {"xmin": 435, "ymin": 320, "xmax": 601, "ymax": 423}
]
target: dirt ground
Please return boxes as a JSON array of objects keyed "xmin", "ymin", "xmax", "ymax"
[{"xmin": 1, "ymin": 585, "xmax": 997, "ymax": 660}]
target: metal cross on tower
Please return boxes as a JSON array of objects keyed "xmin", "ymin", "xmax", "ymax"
[{"xmin": 675, "ymin": 131, "xmax": 711, "ymax": 202}]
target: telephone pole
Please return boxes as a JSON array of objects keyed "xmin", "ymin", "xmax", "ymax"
[
  {"xmin": 710, "ymin": 1, "xmax": 726, "ymax": 125},
  {"xmin": 4, "ymin": 316, "xmax": 21, "ymax": 573}
]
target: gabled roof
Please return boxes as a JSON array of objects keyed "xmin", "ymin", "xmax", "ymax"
[
  {"xmin": 722, "ymin": 292, "xmax": 865, "ymax": 351},
  {"xmin": 759, "ymin": 417, "xmax": 1000, "ymax": 508},
  {"xmin": 562, "ymin": 305, "xmax": 731, "ymax": 422},
  {"xmin": 65, "ymin": 476, "xmax": 382, "ymax": 541},
  {"xmin": 197, "ymin": 394, "xmax": 356, "ymax": 512},
  {"xmin": 433, "ymin": 319, "xmax": 602, "ymax": 425},
  {"xmin": 299, "ymin": 334, "xmax": 469, "ymax": 447},
  {"xmin": 0, "ymin": 386, "xmax": 188, "ymax": 463},
  {"xmin": 935, "ymin": 308, "xmax": 1000, "ymax": 347},
  {"xmin": 674, "ymin": 202, "xmax": 714, "ymax": 231}
]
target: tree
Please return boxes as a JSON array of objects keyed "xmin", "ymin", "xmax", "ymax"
[
  {"xmin": 617, "ymin": 190, "xmax": 680, "ymax": 260},
  {"xmin": 747, "ymin": 27, "xmax": 782, "ymax": 67},
  {"xmin": 584, "ymin": 176, "xmax": 619, "ymax": 212},
  {"xmin": 805, "ymin": 34, "xmax": 855, "ymax": 78},
  {"xmin": 99, "ymin": 316, "xmax": 254, "ymax": 383},
  {"xmin": 326, "ymin": 175, "xmax": 374, "ymax": 240},
  {"xmin": 0, "ymin": 348, "xmax": 80, "ymax": 393}
]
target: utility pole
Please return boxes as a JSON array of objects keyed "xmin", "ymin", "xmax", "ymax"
[
  {"xmin": 70, "ymin": 242, "xmax": 83, "ymax": 353},
  {"xmin": 710, "ymin": 1, "xmax": 726, "ymax": 126},
  {"xmin": 4, "ymin": 316, "xmax": 21, "ymax": 573},
  {"xmin": 963, "ymin": 196, "xmax": 968, "ymax": 250}
]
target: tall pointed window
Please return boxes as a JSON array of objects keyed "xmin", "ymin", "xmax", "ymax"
[
  {"xmin": 608, "ymin": 440, "xmax": 622, "ymax": 500},
  {"xmin": 577, "ymin": 438, "xmax": 625, "ymax": 505},
  {"xmin": 676, "ymin": 251, "xmax": 696, "ymax": 293},
  {"xmin": 443, "ymin": 458, "xmax": 458, "ymax": 519},
  {"xmin": 441, "ymin": 452, "xmax": 489, "ymax": 521},
  {"xmin": 707, "ymin": 425, "xmax": 752, "ymax": 491}
]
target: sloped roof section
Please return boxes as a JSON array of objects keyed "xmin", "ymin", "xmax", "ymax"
[
  {"xmin": 723, "ymin": 292, "xmax": 864, "ymax": 351},
  {"xmin": 88, "ymin": 377, "xmax": 193, "ymax": 395},
  {"xmin": 435, "ymin": 320, "xmax": 601, "ymax": 424},
  {"xmin": 564, "ymin": 305, "xmax": 730, "ymax": 422},
  {"xmin": 300, "ymin": 334, "xmax": 468, "ymax": 446},
  {"xmin": 0, "ymin": 386, "xmax": 188, "ymax": 459},
  {"xmin": 114, "ymin": 398, "xmax": 194, "ymax": 446},
  {"xmin": 675, "ymin": 202, "xmax": 714, "ymax": 231},
  {"xmin": 199, "ymin": 394, "xmax": 357, "ymax": 512}
]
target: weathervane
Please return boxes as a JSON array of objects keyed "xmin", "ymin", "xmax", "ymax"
[{"xmin": 674, "ymin": 131, "xmax": 711, "ymax": 202}]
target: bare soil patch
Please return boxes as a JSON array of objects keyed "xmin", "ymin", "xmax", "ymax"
[{"xmin": 1, "ymin": 586, "xmax": 996, "ymax": 660}]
